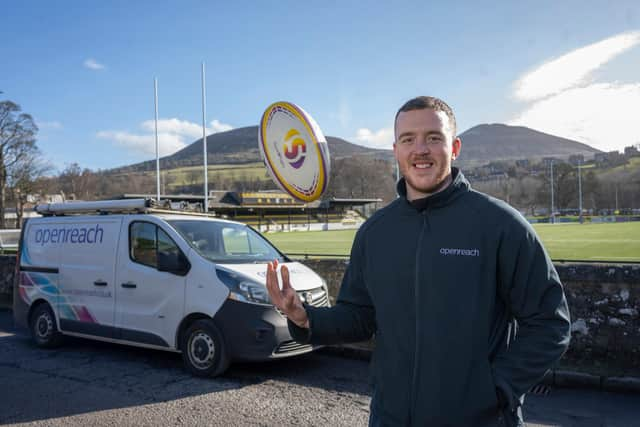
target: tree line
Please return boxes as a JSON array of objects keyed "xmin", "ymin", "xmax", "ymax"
[{"xmin": 469, "ymin": 160, "xmax": 639, "ymax": 216}]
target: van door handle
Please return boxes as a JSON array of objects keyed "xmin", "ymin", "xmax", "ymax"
[
  {"xmin": 93, "ymin": 280, "xmax": 108, "ymax": 287},
  {"xmin": 121, "ymin": 282, "xmax": 137, "ymax": 289}
]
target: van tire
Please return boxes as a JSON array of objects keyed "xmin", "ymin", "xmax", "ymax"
[
  {"xmin": 30, "ymin": 303, "xmax": 63, "ymax": 348},
  {"xmin": 181, "ymin": 319, "xmax": 229, "ymax": 377}
]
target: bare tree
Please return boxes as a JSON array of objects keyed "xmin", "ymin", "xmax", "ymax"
[
  {"xmin": 0, "ymin": 101, "xmax": 39, "ymax": 228},
  {"xmin": 326, "ymin": 156, "xmax": 396, "ymax": 203},
  {"xmin": 9, "ymin": 150, "xmax": 51, "ymax": 227}
]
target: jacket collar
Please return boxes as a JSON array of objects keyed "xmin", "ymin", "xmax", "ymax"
[{"xmin": 396, "ymin": 167, "xmax": 470, "ymax": 211}]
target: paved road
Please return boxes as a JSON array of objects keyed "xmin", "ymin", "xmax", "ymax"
[{"xmin": 1, "ymin": 309, "xmax": 639, "ymax": 426}]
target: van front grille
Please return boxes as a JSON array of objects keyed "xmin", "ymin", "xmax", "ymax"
[
  {"xmin": 275, "ymin": 286, "xmax": 330, "ymax": 316},
  {"xmin": 298, "ymin": 287, "xmax": 330, "ymax": 308}
]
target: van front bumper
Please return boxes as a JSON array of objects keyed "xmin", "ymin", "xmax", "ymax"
[{"xmin": 212, "ymin": 299, "xmax": 317, "ymax": 361}]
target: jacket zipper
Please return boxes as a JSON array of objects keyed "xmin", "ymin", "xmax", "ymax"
[{"xmin": 409, "ymin": 211, "xmax": 428, "ymax": 424}]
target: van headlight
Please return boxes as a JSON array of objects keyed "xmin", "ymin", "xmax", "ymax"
[{"xmin": 216, "ymin": 268, "xmax": 272, "ymax": 306}]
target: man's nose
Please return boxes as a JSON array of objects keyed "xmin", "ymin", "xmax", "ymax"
[{"xmin": 413, "ymin": 136, "xmax": 431, "ymax": 153}]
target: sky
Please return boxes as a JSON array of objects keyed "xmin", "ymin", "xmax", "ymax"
[{"xmin": 2, "ymin": 1, "xmax": 640, "ymax": 172}]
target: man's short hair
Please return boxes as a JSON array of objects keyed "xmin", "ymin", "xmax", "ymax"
[{"xmin": 394, "ymin": 96, "xmax": 457, "ymax": 139}]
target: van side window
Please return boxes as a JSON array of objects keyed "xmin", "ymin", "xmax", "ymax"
[
  {"xmin": 130, "ymin": 222, "xmax": 158, "ymax": 267},
  {"xmin": 157, "ymin": 228, "xmax": 180, "ymax": 260},
  {"xmin": 130, "ymin": 222, "xmax": 185, "ymax": 272},
  {"xmin": 221, "ymin": 226, "xmax": 271, "ymax": 257},
  {"xmin": 222, "ymin": 227, "xmax": 250, "ymax": 254}
]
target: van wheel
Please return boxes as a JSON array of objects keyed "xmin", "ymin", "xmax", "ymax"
[
  {"xmin": 181, "ymin": 319, "xmax": 229, "ymax": 377},
  {"xmin": 30, "ymin": 303, "xmax": 63, "ymax": 348}
]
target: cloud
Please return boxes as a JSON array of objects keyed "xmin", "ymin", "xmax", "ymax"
[
  {"xmin": 83, "ymin": 58, "xmax": 105, "ymax": 70},
  {"xmin": 97, "ymin": 130, "xmax": 184, "ymax": 156},
  {"xmin": 353, "ymin": 127, "xmax": 394, "ymax": 149},
  {"xmin": 139, "ymin": 118, "xmax": 233, "ymax": 139},
  {"xmin": 140, "ymin": 118, "xmax": 203, "ymax": 140},
  {"xmin": 513, "ymin": 31, "xmax": 640, "ymax": 101},
  {"xmin": 209, "ymin": 119, "xmax": 233, "ymax": 133},
  {"xmin": 510, "ymin": 30, "xmax": 640, "ymax": 153},
  {"xmin": 98, "ymin": 117, "xmax": 234, "ymax": 157},
  {"xmin": 509, "ymin": 82, "xmax": 640, "ymax": 152},
  {"xmin": 38, "ymin": 121, "xmax": 63, "ymax": 130}
]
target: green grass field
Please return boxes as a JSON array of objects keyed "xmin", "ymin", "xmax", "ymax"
[
  {"xmin": 265, "ymin": 229, "xmax": 356, "ymax": 257},
  {"xmin": 532, "ymin": 222, "xmax": 640, "ymax": 261},
  {"xmin": 263, "ymin": 222, "xmax": 640, "ymax": 262}
]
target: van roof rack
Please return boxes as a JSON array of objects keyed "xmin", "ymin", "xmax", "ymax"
[
  {"xmin": 35, "ymin": 198, "xmax": 219, "ymax": 217},
  {"xmin": 35, "ymin": 199, "xmax": 153, "ymax": 216}
]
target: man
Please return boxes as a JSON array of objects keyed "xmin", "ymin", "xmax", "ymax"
[{"xmin": 266, "ymin": 96, "xmax": 571, "ymax": 427}]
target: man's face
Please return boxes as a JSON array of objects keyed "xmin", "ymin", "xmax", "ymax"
[{"xmin": 393, "ymin": 108, "xmax": 461, "ymax": 200}]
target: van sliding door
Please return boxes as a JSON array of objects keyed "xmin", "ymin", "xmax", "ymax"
[{"xmin": 56, "ymin": 218, "xmax": 122, "ymax": 337}]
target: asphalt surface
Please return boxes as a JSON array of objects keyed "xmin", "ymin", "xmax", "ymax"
[{"xmin": 1, "ymin": 308, "xmax": 639, "ymax": 427}]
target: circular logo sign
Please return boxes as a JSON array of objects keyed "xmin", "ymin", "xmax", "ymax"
[{"xmin": 259, "ymin": 102, "xmax": 331, "ymax": 202}]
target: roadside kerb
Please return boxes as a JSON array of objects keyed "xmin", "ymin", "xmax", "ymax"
[{"xmin": 321, "ymin": 343, "xmax": 640, "ymax": 394}]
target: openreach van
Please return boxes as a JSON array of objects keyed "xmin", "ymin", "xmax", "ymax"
[{"xmin": 13, "ymin": 199, "xmax": 330, "ymax": 377}]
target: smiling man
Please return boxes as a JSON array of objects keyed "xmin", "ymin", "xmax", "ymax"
[
  {"xmin": 267, "ymin": 96, "xmax": 571, "ymax": 427},
  {"xmin": 393, "ymin": 98, "xmax": 461, "ymax": 200}
]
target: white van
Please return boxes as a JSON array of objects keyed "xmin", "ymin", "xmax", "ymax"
[{"xmin": 13, "ymin": 199, "xmax": 330, "ymax": 377}]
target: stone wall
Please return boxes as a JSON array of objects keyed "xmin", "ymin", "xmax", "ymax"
[
  {"xmin": 555, "ymin": 263, "xmax": 640, "ymax": 375},
  {"xmin": 1, "ymin": 254, "xmax": 638, "ymax": 375},
  {"xmin": 302, "ymin": 259, "xmax": 640, "ymax": 376},
  {"xmin": 0, "ymin": 255, "xmax": 15, "ymax": 305}
]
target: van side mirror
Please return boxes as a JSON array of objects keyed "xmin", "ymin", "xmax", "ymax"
[{"xmin": 157, "ymin": 251, "xmax": 190, "ymax": 276}]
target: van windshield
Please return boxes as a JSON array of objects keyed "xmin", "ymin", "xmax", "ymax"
[{"xmin": 167, "ymin": 220, "xmax": 285, "ymax": 264}]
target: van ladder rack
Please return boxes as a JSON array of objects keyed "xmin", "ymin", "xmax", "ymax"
[
  {"xmin": 35, "ymin": 199, "xmax": 219, "ymax": 217},
  {"xmin": 145, "ymin": 208, "xmax": 218, "ymax": 218},
  {"xmin": 35, "ymin": 198, "xmax": 154, "ymax": 216}
]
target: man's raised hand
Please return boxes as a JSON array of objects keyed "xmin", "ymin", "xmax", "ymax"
[{"xmin": 266, "ymin": 260, "xmax": 310, "ymax": 329}]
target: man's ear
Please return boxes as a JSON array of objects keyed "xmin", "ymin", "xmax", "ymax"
[{"xmin": 451, "ymin": 137, "xmax": 462, "ymax": 160}]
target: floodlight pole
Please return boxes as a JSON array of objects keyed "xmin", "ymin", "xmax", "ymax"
[
  {"xmin": 154, "ymin": 78, "xmax": 160, "ymax": 202},
  {"xmin": 550, "ymin": 160, "xmax": 555, "ymax": 224},
  {"xmin": 201, "ymin": 62, "xmax": 208, "ymax": 213},
  {"xmin": 577, "ymin": 159, "xmax": 583, "ymax": 224}
]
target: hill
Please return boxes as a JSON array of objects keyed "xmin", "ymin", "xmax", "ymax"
[
  {"xmin": 110, "ymin": 123, "xmax": 601, "ymax": 174},
  {"xmin": 457, "ymin": 124, "xmax": 600, "ymax": 167},
  {"xmin": 113, "ymin": 126, "xmax": 390, "ymax": 173}
]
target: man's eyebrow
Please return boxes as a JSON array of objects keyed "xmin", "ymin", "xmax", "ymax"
[
  {"xmin": 397, "ymin": 130, "xmax": 444, "ymax": 139},
  {"xmin": 397, "ymin": 131, "xmax": 416, "ymax": 140},
  {"xmin": 426, "ymin": 130, "xmax": 445, "ymax": 137}
]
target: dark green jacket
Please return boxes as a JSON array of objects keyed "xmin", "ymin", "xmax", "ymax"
[{"xmin": 290, "ymin": 169, "xmax": 571, "ymax": 426}]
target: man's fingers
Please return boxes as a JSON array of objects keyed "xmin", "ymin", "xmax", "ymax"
[
  {"xmin": 282, "ymin": 287, "xmax": 302, "ymax": 310},
  {"xmin": 265, "ymin": 261, "xmax": 300, "ymax": 316},
  {"xmin": 265, "ymin": 261, "xmax": 282, "ymax": 306},
  {"xmin": 281, "ymin": 264, "xmax": 292, "ymax": 291}
]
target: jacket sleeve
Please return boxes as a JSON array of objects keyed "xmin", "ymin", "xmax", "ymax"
[
  {"xmin": 288, "ymin": 228, "xmax": 376, "ymax": 345},
  {"xmin": 492, "ymin": 216, "xmax": 571, "ymax": 412}
]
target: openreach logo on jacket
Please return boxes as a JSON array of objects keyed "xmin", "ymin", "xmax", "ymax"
[
  {"xmin": 34, "ymin": 224, "xmax": 104, "ymax": 246},
  {"xmin": 439, "ymin": 247, "xmax": 480, "ymax": 257}
]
